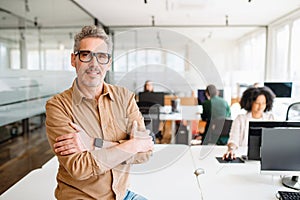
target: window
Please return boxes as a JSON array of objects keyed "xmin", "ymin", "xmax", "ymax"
[
  {"xmin": 28, "ymin": 50, "xmax": 40, "ymax": 70},
  {"xmin": 166, "ymin": 52, "xmax": 184, "ymax": 72},
  {"xmin": 291, "ymin": 19, "xmax": 300, "ymax": 79},
  {"xmin": 273, "ymin": 25, "xmax": 289, "ymax": 79},
  {"xmin": 44, "ymin": 49, "xmax": 71, "ymax": 71},
  {"xmin": 0, "ymin": 44, "xmax": 8, "ymax": 69},
  {"xmin": 10, "ymin": 49, "xmax": 20, "ymax": 70},
  {"xmin": 238, "ymin": 31, "xmax": 266, "ymax": 71}
]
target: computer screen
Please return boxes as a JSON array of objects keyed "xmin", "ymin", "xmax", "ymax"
[
  {"xmin": 197, "ymin": 89, "xmax": 207, "ymax": 105},
  {"xmin": 261, "ymin": 128, "xmax": 300, "ymax": 190},
  {"xmin": 264, "ymin": 82, "xmax": 292, "ymax": 97},
  {"xmin": 218, "ymin": 89, "xmax": 224, "ymax": 98},
  {"xmin": 197, "ymin": 89, "xmax": 223, "ymax": 105},
  {"xmin": 247, "ymin": 121, "xmax": 300, "ymax": 160},
  {"xmin": 138, "ymin": 92, "xmax": 165, "ymax": 107}
]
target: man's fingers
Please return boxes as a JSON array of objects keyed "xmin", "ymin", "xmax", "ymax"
[
  {"xmin": 54, "ymin": 144, "xmax": 73, "ymax": 152},
  {"xmin": 58, "ymin": 148, "xmax": 77, "ymax": 156},
  {"xmin": 134, "ymin": 135, "xmax": 152, "ymax": 140},
  {"xmin": 53, "ymin": 138, "xmax": 74, "ymax": 148},
  {"xmin": 69, "ymin": 122, "xmax": 82, "ymax": 131},
  {"xmin": 55, "ymin": 133, "xmax": 77, "ymax": 142},
  {"xmin": 60, "ymin": 150, "xmax": 75, "ymax": 156},
  {"xmin": 131, "ymin": 120, "xmax": 137, "ymax": 136},
  {"xmin": 134, "ymin": 129, "xmax": 151, "ymax": 138}
]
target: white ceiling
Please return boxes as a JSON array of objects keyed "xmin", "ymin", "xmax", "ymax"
[
  {"xmin": 1, "ymin": 0, "xmax": 300, "ymax": 43},
  {"xmin": 75, "ymin": 0, "xmax": 300, "ymax": 40},
  {"xmin": 76, "ymin": 0, "xmax": 300, "ymax": 27}
]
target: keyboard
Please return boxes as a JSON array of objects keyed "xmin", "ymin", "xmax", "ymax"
[{"xmin": 278, "ymin": 191, "xmax": 300, "ymax": 200}]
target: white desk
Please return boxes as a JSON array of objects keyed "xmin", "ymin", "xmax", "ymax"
[
  {"xmin": 129, "ymin": 144, "xmax": 201, "ymax": 200},
  {"xmin": 190, "ymin": 145, "xmax": 296, "ymax": 200},
  {"xmin": 0, "ymin": 144, "xmax": 201, "ymax": 200},
  {"xmin": 0, "ymin": 168, "xmax": 57, "ymax": 200},
  {"xmin": 1, "ymin": 145, "xmax": 295, "ymax": 200}
]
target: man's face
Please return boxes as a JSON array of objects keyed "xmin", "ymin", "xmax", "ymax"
[{"xmin": 71, "ymin": 37, "xmax": 111, "ymax": 88}]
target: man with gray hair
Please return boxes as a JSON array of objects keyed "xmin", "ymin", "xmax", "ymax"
[{"xmin": 46, "ymin": 25, "xmax": 153, "ymax": 200}]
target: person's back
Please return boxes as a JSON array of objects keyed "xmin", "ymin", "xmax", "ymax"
[
  {"xmin": 202, "ymin": 96, "xmax": 231, "ymax": 120},
  {"xmin": 201, "ymin": 85, "xmax": 231, "ymax": 144}
]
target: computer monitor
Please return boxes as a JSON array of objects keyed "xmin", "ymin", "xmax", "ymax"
[
  {"xmin": 264, "ymin": 82, "xmax": 292, "ymax": 98},
  {"xmin": 197, "ymin": 89, "xmax": 207, "ymax": 105},
  {"xmin": 218, "ymin": 89, "xmax": 224, "ymax": 98},
  {"xmin": 138, "ymin": 92, "xmax": 165, "ymax": 107},
  {"xmin": 197, "ymin": 89, "xmax": 224, "ymax": 105},
  {"xmin": 247, "ymin": 121, "xmax": 300, "ymax": 160},
  {"xmin": 261, "ymin": 128, "xmax": 300, "ymax": 190}
]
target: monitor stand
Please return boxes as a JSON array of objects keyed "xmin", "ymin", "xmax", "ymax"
[{"xmin": 282, "ymin": 176, "xmax": 300, "ymax": 190}]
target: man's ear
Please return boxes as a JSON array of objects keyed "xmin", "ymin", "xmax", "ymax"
[
  {"xmin": 107, "ymin": 58, "xmax": 112, "ymax": 70},
  {"xmin": 71, "ymin": 53, "xmax": 76, "ymax": 68}
]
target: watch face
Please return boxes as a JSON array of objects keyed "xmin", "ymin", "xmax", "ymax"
[{"xmin": 94, "ymin": 138, "xmax": 103, "ymax": 148}]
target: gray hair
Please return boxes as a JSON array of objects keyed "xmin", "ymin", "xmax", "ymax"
[{"xmin": 73, "ymin": 25, "xmax": 112, "ymax": 53}]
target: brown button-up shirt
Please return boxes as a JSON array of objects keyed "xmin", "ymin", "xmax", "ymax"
[{"xmin": 46, "ymin": 79, "xmax": 151, "ymax": 200}]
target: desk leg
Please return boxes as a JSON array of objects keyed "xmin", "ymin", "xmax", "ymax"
[
  {"xmin": 187, "ymin": 120, "xmax": 192, "ymax": 145},
  {"xmin": 22, "ymin": 118, "xmax": 29, "ymax": 135},
  {"xmin": 170, "ymin": 120, "xmax": 176, "ymax": 144}
]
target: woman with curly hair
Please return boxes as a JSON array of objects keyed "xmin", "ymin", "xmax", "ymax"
[{"xmin": 223, "ymin": 86, "xmax": 275, "ymax": 160}]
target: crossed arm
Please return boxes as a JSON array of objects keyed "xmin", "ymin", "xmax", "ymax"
[{"xmin": 53, "ymin": 121, "xmax": 154, "ymax": 156}]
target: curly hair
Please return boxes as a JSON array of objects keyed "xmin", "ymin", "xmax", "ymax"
[
  {"xmin": 73, "ymin": 25, "xmax": 112, "ymax": 53},
  {"xmin": 240, "ymin": 86, "xmax": 275, "ymax": 112}
]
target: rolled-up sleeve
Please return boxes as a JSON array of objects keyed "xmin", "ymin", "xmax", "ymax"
[
  {"xmin": 125, "ymin": 92, "xmax": 152, "ymax": 163},
  {"xmin": 46, "ymin": 98, "xmax": 103, "ymax": 180},
  {"xmin": 90, "ymin": 87, "xmax": 152, "ymax": 170}
]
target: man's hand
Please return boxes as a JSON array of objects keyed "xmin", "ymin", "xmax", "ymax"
[
  {"xmin": 129, "ymin": 121, "xmax": 154, "ymax": 153},
  {"xmin": 53, "ymin": 122, "xmax": 93, "ymax": 155}
]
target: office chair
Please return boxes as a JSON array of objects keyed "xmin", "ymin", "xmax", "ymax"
[
  {"xmin": 202, "ymin": 118, "xmax": 233, "ymax": 145},
  {"xmin": 138, "ymin": 103, "xmax": 161, "ymax": 143},
  {"xmin": 286, "ymin": 102, "xmax": 300, "ymax": 121}
]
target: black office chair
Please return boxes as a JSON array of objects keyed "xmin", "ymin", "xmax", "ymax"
[
  {"xmin": 286, "ymin": 102, "xmax": 300, "ymax": 121},
  {"xmin": 137, "ymin": 103, "xmax": 161, "ymax": 143},
  {"xmin": 202, "ymin": 118, "xmax": 233, "ymax": 145}
]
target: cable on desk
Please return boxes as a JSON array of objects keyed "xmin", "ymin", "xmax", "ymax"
[{"xmin": 189, "ymin": 147, "xmax": 204, "ymax": 200}]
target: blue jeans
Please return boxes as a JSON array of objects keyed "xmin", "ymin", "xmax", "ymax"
[{"xmin": 123, "ymin": 190, "xmax": 148, "ymax": 200}]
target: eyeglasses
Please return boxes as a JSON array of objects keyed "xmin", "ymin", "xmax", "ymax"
[{"xmin": 74, "ymin": 50, "xmax": 111, "ymax": 64}]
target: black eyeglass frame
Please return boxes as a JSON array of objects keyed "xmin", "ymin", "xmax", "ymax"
[{"xmin": 74, "ymin": 50, "xmax": 111, "ymax": 64}]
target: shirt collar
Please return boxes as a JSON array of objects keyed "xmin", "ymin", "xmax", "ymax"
[
  {"xmin": 102, "ymin": 82, "xmax": 115, "ymax": 102},
  {"xmin": 72, "ymin": 79, "xmax": 114, "ymax": 106}
]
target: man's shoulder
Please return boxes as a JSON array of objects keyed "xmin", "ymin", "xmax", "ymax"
[
  {"xmin": 47, "ymin": 87, "xmax": 72, "ymax": 105},
  {"xmin": 214, "ymin": 96, "xmax": 225, "ymax": 102},
  {"xmin": 214, "ymin": 96, "xmax": 229, "ymax": 105},
  {"xmin": 106, "ymin": 83, "xmax": 133, "ymax": 96}
]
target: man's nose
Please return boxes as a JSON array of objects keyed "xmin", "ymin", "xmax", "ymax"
[{"xmin": 91, "ymin": 55, "xmax": 99, "ymax": 64}]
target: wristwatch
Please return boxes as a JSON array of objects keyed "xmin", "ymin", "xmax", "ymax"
[{"xmin": 94, "ymin": 138, "xmax": 103, "ymax": 148}]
